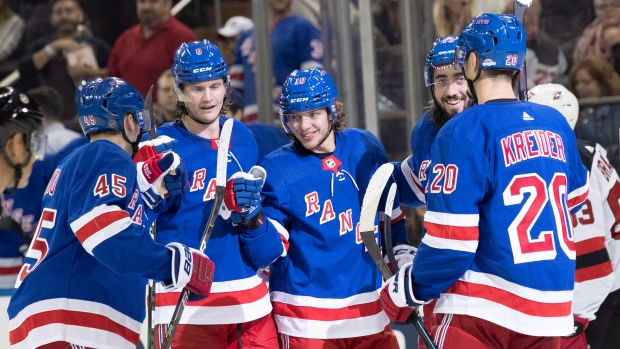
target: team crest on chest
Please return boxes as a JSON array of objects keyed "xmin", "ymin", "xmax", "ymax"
[{"xmin": 322, "ymin": 155, "xmax": 342, "ymax": 174}]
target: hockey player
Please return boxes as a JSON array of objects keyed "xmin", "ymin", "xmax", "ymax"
[
  {"xmin": 390, "ymin": 35, "xmax": 474, "ymax": 347},
  {"xmin": 396, "ymin": 35, "xmax": 474, "ymax": 209},
  {"xmin": 0, "ymin": 87, "xmax": 45, "ymax": 288},
  {"xmin": 227, "ymin": 67, "xmax": 409, "ymax": 348},
  {"xmin": 529, "ymin": 83, "xmax": 618, "ymax": 349},
  {"xmin": 151, "ymin": 40, "xmax": 281, "ymax": 348},
  {"xmin": 381, "ymin": 13, "xmax": 590, "ymax": 348},
  {"xmin": 7, "ymin": 77, "xmax": 214, "ymax": 349},
  {"xmin": 0, "ymin": 87, "xmax": 45, "ymax": 194}
]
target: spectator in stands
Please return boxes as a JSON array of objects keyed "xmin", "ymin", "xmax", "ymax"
[
  {"xmin": 217, "ymin": 15, "xmax": 253, "ymax": 66},
  {"xmin": 567, "ymin": 57, "xmax": 620, "ymax": 99},
  {"xmin": 538, "ymin": 0, "xmax": 594, "ymax": 69},
  {"xmin": 18, "ymin": 0, "xmax": 109, "ymax": 132},
  {"xmin": 568, "ymin": 58, "xmax": 620, "ymax": 170},
  {"xmin": 154, "ymin": 69, "xmax": 175, "ymax": 126},
  {"xmin": 573, "ymin": 0, "xmax": 620, "ymax": 76},
  {"xmin": 0, "ymin": 0, "xmax": 24, "ymax": 63},
  {"xmin": 230, "ymin": 0, "xmax": 322, "ymax": 122},
  {"xmin": 373, "ymin": 0, "xmax": 401, "ymax": 45},
  {"xmin": 226, "ymin": 88, "xmax": 289, "ymax": 161},
  {"xmin": 107, "ymin": 0, "xmax": 197, "ymax": 102},
  {"xmin": 27, "ymin": 85, "xmax": 80, "ymax": 155},
  {"xmin": 433, "ymin": 0, "xmax": 474, "ymax": 38}
]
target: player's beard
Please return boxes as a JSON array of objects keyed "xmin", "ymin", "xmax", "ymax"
[{"xmin": 429, "ymin": 90, "xmax": 474, "ymax": 128}]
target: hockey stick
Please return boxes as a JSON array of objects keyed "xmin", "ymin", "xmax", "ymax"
[
  {"xmin": 359, "ymin": 164, "xmax": 437, "ymax": 349},
  {"xmin": 514, "ymin": 0, "xmax": 533, "ymax": 101},
  {"xmin": 161, "ymin": 117, "xmax": 234, "ymax": 349},
  {"xmin": 383, "ymin": 182, "xmax": 398, "ymax": 271},
  {"xmin": 144, "ymin": 85, "xmax": 158, "ymax": 349}
]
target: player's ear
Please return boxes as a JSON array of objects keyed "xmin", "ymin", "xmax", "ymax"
[
  {"xmin": 4, "ymin": 133, "xmax": 28, "ymax": 163},
  {"xmin": 465, "ymin": 52, "xmax": 479, "ymax": 78}
]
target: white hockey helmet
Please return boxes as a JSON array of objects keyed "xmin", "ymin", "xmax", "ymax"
[{"xmin": 528, "ymin": 83, "xmax": 579, "ymax": 129}]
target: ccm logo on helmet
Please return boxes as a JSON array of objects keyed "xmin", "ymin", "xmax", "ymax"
[
  {"xmin": 290, "ymin": 97, "xmax": 309, "ymax": 103},
  {"xmin": 193, "ymin": 67, "xmax": 213, "ymax": 73}
]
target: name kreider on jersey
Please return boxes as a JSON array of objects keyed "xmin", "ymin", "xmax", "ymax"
[{"xmin": 501, "ymin": 129, "xmax": 567, "ymax": 167}]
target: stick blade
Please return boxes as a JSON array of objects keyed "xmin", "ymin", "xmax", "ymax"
[{"xmin": 360, "ymin": 163, "xmax": 394, "ymax": 233}]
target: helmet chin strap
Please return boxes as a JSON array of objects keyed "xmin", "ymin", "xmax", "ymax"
[
  {"xmin": 121, "ymin": 128, "xmax": 142, "ymax": 158},
  {"xmin": 185, "ymin": 112, "xmax": 218, "ymax": 125},
  {"xmin": 462, "ymin": 65, "xmax": 480, "ymax": 105},
  {"xmin": 1, "ymin": 149, "xmax": 30, "ymax": 195}
]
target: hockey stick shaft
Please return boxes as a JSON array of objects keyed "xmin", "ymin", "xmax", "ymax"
[
  {"xmin": 383, "ymin": 183, "xmax": 398, "ymax": 270},
  {"xmin": 161, "ymin": 118, "xmax": 233, "ymax": 349},
  {"xmin": 514, "ymin": 0, "xmax": 533, "ymax": 100}
]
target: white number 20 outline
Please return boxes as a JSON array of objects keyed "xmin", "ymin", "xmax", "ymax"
[{"xmin": 503, "ymin": 173, "xmax": 574, "ymax": 264}]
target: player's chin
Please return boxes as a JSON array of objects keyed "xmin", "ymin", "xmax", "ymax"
[{"xmin": 442, "ymin": 100, "xmax": 465, "ymax": 115}]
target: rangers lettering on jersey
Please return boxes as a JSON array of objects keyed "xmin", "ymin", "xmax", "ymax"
[
  {"xmin": 304, "ymin": 191, "xmax": 355, "ymax": 234},
  {"xmin": 501, "ymin": 129, "xmax": 566, "ymax": 167}
]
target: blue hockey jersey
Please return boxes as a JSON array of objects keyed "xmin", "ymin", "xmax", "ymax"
[
  {"xmin": 394, "ymin": 111, "xmax": 439, "ymax": 208},
  {"xmin": 7, "ymin": 140, "xmax": 174, "ymax": 348},
  {"xmin": 230, "ymin": 15, "xmax": 322, "ymax": 121},
  {"xmin": 0, "ymin": 158, "xmax": 56, "ymax": 290},
  {"xmin": 153, "ymin": 117, "xmax": 283, "ymax": 325},
  {"xmin": 413, "ymin": 100, "xmax": 590, "ymax": 336},
  {"xmin": 256, "ymin": 128, "xmax": 408, "ymax": 339}
]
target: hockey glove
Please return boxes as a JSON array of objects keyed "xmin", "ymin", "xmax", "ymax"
[
  {"xmin": 224, "ymin": 168, "xmax": 264, "ymax": 226},
  {"xmin": 163, "ymin": 242, "xmax": 215, "ymax": 302},
  {"xmin": 384, "ymin": 243, "xmax": 417, "ymax": 272},
  {"xmin": 560, "ymin": 316, "xmax": 589, "ymax": 349},
  {"xmin": 133, "ymin": 135, "xmax": 178, "ymax": 164},
  {"xmin": 136, "ymin": 151, "xmax": 180, "ymax": 209},
  {"xmin": 380, "ymin": 262, "xmax": 425, "ymax": 323},
  {"xmin": 163, "ymin": 158, "xmax": 189, "ymax": 197}
]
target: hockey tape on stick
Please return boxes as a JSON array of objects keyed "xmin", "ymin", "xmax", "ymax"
[
  {"xmin": 383, "ymin": 183, "xmax": 398, "ymax": 272},
  {"xmin": 514, "ymin": 0, "xmax": 532, "ymax": 100},
  {"xmin": 359, "ymin": 163, "xmax": 437, "ymax": 349},
  {"xmin": 161, "ymin": 117, "xmax": 234, "ymax": 349},
  {"xmin": 360, "ymin": 163, "xmax": 394, "ymax": 280}
]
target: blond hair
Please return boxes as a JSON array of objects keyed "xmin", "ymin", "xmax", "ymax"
[{"xmin": 433, "ymin": 0, "xmax": 475, "ymax": 38}]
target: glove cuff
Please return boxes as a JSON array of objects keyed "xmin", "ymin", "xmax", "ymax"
[
  {"xmin": 162, "ymin": 242, "xmax": 193, "ymax": 291},
  {"xmin": 239, "ymin": 210, "xmax": 265, "ymax": 230}
]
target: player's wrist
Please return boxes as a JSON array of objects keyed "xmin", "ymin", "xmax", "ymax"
[{"xmin": 239, "ymin": 210, "xmax": 264, "ymax": 230}]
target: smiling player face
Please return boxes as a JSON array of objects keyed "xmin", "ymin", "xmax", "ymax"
[{"xmin": 432, "ymin": 64, "xmax": 472, "ymax": 117}]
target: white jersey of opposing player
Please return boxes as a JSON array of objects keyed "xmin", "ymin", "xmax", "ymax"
[
  {"xmin": 526, "ymin": 47, "xmax": 567, "ymax": 87},
  {"xmin": 572, "ymin": 142, "xmax": 618, "ymax": 320}
]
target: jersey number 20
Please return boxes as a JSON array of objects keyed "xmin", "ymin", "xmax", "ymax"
[{"xmin": 503, "ymin": 173, "xmax": 573, "ymax": 264}]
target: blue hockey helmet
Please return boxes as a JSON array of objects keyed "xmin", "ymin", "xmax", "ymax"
[
  {"xmin": 76, "ymin": 77, "xmax": 150, "ymax": 136},
  {"xmin": 425, "ymin": 36, "xmax": 459, "ymax": 87},
  {"xmin": 454, "ymin": 13, "xmax": 526, "ymax": 71},
  {"xmin": 279, "ymin": 67, "xmax": 338, "ymax": 134},
  {"xmin": 172, "ymin": 40, "xmax": 228, "ymax": 86}
]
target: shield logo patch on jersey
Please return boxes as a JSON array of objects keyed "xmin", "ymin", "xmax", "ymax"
[{"xmin": 322, "ymin": 155, "xmax": 342, "ymax": 173}]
